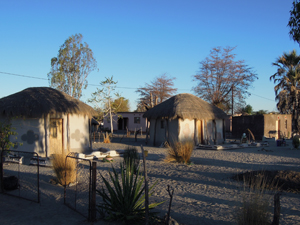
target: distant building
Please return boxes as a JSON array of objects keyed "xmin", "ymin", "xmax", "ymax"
[
  {"xmin": 103, "ymin": 112, "xmax": 148, "ymax": 133},
  {"xmin": 232, "ymin": 114, "xmax": 292, "ymax": 140}
]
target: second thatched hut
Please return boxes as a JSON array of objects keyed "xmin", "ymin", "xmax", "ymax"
[{"xmin": 143, "ymin": 93, "xmax": 228, "ymax": 146}]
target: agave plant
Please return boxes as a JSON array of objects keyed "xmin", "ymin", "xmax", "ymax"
[
  {"xmin": 123, "ymin": 147, "xmax": 140, "ymax": 174},
  {"xmin": 97, "ymin": 162, "xmax": 164, "ymax": 223}
]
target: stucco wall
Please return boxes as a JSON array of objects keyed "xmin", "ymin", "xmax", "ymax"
[
  {"xmin": 232, "ymin": 114, "xmax": 292, "ymax": 140},
  {"xmin": 178, "ymin": 119, "xmax": 194, "ymax": 142},
  {"xmin": 263, "ymin": 114, "xmax": 292, "ymax": 139},
  {"xmin": 3, "ymin": 113, "xmax": 91, "ymax": 157},
  {"xmin": 10, "ymin": 117, "xmax": 46, "ymax": 156},
  {"xmin": 68, "ymin": 114, "xmax": 90, "ymax": 152},
  {"xmin": 168, "ymin": 119, "xmax": 179, "ymax": 143}
]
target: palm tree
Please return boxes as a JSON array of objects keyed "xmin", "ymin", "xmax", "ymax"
[{"xmin": 270, "ymin": 50, "xmax": 300, "ymax": 133}]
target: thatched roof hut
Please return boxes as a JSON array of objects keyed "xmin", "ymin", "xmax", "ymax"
[
  {"xmin": 143, "ymin": 93, "xmax": 228, "ymax": 120},
  {"xmin": 143, "ymin": 93, "xmax": 228, "ymax": 146},
  {"xmin": 0, "ymin": 87, "xmax": 96, "ymax": 118},
  {"xmin": 0, "ymin": 87, "xmax": 97, "ymax": 157}
]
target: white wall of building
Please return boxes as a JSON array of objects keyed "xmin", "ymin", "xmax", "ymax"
[
  {"xmin": 103, "ymin": 112, "xmax": 147, "ymax": 132},
  {"xmin": 178, "ymin": 118, "xmax": 195, "ymax": 142}
]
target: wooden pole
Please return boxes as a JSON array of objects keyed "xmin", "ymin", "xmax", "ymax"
[
  {"xmin": 141, "ymin": 145, "xmax": 149, "ymax": 225},
  {"xmin": 272, "ymin": 193, "xmax": 281, "ymax": 225},
  {"xmin": 90, "ymin": 161, "xmax": 97, "ymax": 222}
]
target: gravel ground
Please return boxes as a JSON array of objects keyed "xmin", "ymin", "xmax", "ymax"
[{"xmin": 1, "ymin": 138, "xmax": 300, "ymax": 225}]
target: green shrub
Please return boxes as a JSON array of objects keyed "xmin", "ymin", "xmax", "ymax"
[
  {"xmin": 123, "ymin": 147, "xmax": 140, "ymax": 174},
  {"xmin": 97, "ymin": 162, "xmax": 164, "ymax": 224},
  {"xmin": 165, "ymin": 140, "xmax": 194, "ymax": 164}
]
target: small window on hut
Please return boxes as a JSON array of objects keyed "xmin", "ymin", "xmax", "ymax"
[
  {"xmin": 50, "ymin": 121, "xmax": 57, "ymax": 138},
  {"xmin": 161, "ymin": 119, "xmax": 165, "ymax": 129},
  {"xmin": 285, "ymin": 120, "xmax": 287, "ymax": 129},
  {"xmin": 134, "ymin": 117, "xmax": 140, "ymax": 124}
]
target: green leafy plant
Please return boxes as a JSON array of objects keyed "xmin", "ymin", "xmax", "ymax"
[
  {"xmin": 97, "ymin": 162, "xmax": 164, "ymax": 224},
  {"xmin": 0, "ymin": 121, "xmax": 20, "ymax": 152},
  {"xmin": 123, "ymin": 147, "xmax": 140, "ymax": 174},
  {"xmin": 165, "ymin": 140, "xmax": 194, "ymax": 164}
]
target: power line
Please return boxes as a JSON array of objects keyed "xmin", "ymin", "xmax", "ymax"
[
  {"xmin": 0, "ymin": 71, "xmax": 275, "ymax": 101},
  {"xmin": 0, "ymin": 71, "xmax": 48, "ymax": 80}
]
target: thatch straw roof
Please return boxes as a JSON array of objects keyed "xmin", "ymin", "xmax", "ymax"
[
  {"xmin": 143, "ymin": 93, "xmax": 228, "ymax": 120},
  {"xmin": 0, "ymin": 87, "xmax": 97, "ymax": 118}
]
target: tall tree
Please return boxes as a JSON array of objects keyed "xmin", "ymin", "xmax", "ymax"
[
  {"xmin": 48, "ymin": 33, "xmax": 97, "ymax": 99},
  {"xmin": 288, "ymin": 0, "xmax": 300, "ymax": 45},
  {"xmin": 136, "ymin": 73, "xmax": 177, "ymax": 111},
  {"xmin": 237, "ymin": 104, "xmax": 253, "ymax": 115},
  {"xmin": 112, "ymin": 97, "xmax": 130, "ymax": 112},
  {"xmin": 88, "ymin": 76, "xmax": 127, "ymax": 133},
  {"xmin": 270, "ymin": 50, "xmax": 300, "ymax": 132},
  {"xmin": 192, "ymin": 46, "xmax": 258, "ymax": 114}
]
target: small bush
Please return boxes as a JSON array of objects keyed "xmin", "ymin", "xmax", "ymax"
[
  {"xmin": 97, "ymin": 161, "xmax": 164, "ymax": 224},
  {"xmin": 235, "ymin": 172, "xmax": 273, "ymax": 225},
  {"xmin": 51, "ymin": 153, "xmax": 77, "ymax": 186},
  {"xmin": 123, "ymin": 147, "xmax": 140, "ymax": 174},
  {"xmin": 103, "ymin": 132, "xmax": 111, "ymax": 143},
  {"xmin": 165, "ymin": 140, "xmax": 194, "ymax": 164}
]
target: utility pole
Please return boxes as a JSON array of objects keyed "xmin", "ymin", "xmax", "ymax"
[{"xmin": 231, "ymin": 85, "xmax": 234, "ymax": 116}]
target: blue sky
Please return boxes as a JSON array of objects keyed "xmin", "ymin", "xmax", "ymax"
[{"xmin": 0, "ymin": 0, "xmax": 299, "ymax": 112}]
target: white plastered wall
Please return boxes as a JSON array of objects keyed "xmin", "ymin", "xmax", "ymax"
[
  {"xmin": 67, "ymin": 114, "xmax": 90, "ymax": 153},
  {"xmin": 178, "ymin": 118, "xmax": 195, "ymax": 142},
  {"xmin": 10, "ymin": 117, "xmax": 47, "ymax": 156}
]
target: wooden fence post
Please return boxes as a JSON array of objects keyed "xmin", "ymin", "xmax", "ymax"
[
  {"xmin": 272, "ymin": 192, "xmax": 281, "ymax": 225},
  {"xmin": 141, "ymin": 145, "xmax": 149, "ymax": 225},
  {"xmin": 90, "ymin": 161, "xmax": 97, "ymax": 222}
]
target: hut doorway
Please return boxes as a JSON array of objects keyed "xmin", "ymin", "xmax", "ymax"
[
  {"xmin": 196, "ymin": 120, "xmax": 203, "ymax": 144},
  {"xmin": 49, "ymin": 118, "xmax": 63, "ymax": 154},
  {"xmin": 276, "ymin": 120, "xmax": 280, "ymax": 139},
  {"xmin": 118, "ymin": 117, "xmax": 128, "ymax": 130}
]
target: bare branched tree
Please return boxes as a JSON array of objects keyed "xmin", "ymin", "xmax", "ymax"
[
  {"xmin": 136, "ymin": 73, "xmax": 177, "ymax": 111},
  {"xmin": 192, "ymin": 46, "xmax": 258, "ymax": 114}
]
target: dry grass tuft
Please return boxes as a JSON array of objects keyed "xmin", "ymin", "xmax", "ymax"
[
  {"xmin": 235, "ymin": 172, "xmax": 274, "ymax": 225},
  {"xmin": 103, "ymin": 132, "xmax": 111, "ymax": 144},
  {"xmin": 165, "ymin": 140, "xmax": 194, "ymax": 164},
  {"xmin": 51, "ymin": 153, "xmax": 77, "ymax": 186}
]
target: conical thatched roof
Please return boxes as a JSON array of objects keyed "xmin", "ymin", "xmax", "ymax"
[
  {"xmin": 143, "ymin": 93, "xmax": 228, "ymax": 120},
  {"xmin": 0, "ymin": 87, "xmax": 97, "ymax": 118}
]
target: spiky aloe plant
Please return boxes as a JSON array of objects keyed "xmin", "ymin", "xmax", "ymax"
[
  {"xmin": 123, "ymin": 147, "xmax": 140, "ymax": 174},
  {"xmin": 97, "ymin": 162, "xmax": 164, "ymax": 223}
]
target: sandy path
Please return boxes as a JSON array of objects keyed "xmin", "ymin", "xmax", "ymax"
[{"xmin": 1, "ymin": 140, "xmax": 300, "ymax": 225}]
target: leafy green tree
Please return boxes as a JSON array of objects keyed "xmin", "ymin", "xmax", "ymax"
[
  {"xmin": 88, "ymin": 76, "xmax": 127, "ymax": 133},
  {"xmin": 48, "ymin": 33, "xmax": 98, "ymax": 99},
  {"xmin": 192, "ymin": 46, "xmax": 258, "ymax": 114},
  {"xmin": 270, "ymin": 50, "xmax": 300, "ymax": 132},
  {"xmin": 112, "ymin": 97, "xmax": 130, "ymax": 112},
  {"xmin": 0, "ymin": 121, "xmax": 20, "ymax": 180},
  {"xmin": 0, "ymin": 121, "xmax": 19, "ymax": 153},
  {"xmin": 254, "ymin": 110, "xmax": 268, "ymax": 115},
  {"xmin": 238, "ymin": 104, "xmax": 253, "ymax": 115},
  {"xmin": 288, "ymin": 0, "xmax": 300, "ymax": 45}
]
